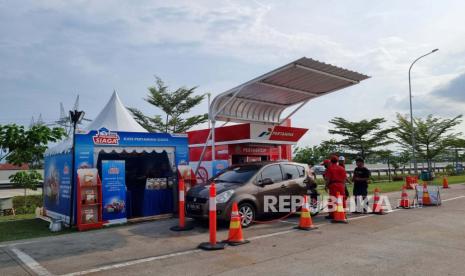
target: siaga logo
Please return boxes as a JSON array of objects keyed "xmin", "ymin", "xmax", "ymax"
[
  {"xmin": 93, "ymin": 127, "xmax": 120, "ymax": 145},
  {"xmin": 108, "ymin": 167, "xmax": 119, "ymax": 174},
  {"xmin": 258, "ymin": 128, "xmax": 273, "ymax": 138},
  {"xmin": 63, "ymin": 165, "xmax": 69, "ymax": 175}
]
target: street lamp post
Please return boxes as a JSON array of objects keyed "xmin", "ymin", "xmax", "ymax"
[
  {"xmin": 408, "ymin": 48, "xmax": 438, "ymax": 175},
  {"xmin": 68, "ymin": 109, "xmax": 84, "ymax": 227},
  {"xmin": 207, "ymin": 93, "xmax": 211, "ymax": 129}
]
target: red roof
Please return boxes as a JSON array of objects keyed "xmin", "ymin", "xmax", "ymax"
[{"xmin": 0, "ymin": 163, "xmax": 29, "ymax": 170}]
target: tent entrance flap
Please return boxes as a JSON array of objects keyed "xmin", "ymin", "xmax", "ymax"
[{"xmin": 95, "ymin": 147, "xmax": 176, "ymax": 219}]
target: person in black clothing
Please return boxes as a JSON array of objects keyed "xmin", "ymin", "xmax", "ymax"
[{"xmin": 352, "ymin": 157, "xmax": 371, "ymax": 213}]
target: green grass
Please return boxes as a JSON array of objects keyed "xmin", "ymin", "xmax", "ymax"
[
  {"xmin": 0, "ymin": 218, "xmax": 74, "ymax": 243},
  {"xmin": 0, "ymin": 213, "xmax": 35, "ymax": 223},
  {"xmin": 317, "ymin": 174, "xmax": 465, "ymax": 195}
]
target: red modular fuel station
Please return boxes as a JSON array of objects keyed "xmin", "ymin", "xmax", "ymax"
[
  {"xmin": 188, "ymin": 120, "xmax": 308, "ymax": 184},
  {"xmin": 187, "ymin": 57, "xmax": 369, "ymax": 185}
]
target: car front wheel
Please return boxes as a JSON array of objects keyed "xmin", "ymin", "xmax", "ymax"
[{"xmin": 238, "ymin": 202, "xmax": 255, "ymax": 228}]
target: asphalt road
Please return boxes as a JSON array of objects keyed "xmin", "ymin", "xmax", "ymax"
[{"xmin": 1, "ymin": 185, "xmax": 465, "ymax": 276}]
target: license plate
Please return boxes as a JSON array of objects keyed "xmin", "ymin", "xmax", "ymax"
[{"xmin": 187, "ymin": 203, "xmax": 201, "ymax": 210}]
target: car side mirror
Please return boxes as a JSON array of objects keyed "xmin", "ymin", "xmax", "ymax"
[{"xmin": 260, "ymin": 178, "xmax": 273, "ymax": 186}]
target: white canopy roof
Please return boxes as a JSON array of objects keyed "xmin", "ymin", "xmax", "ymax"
[
  {"xmin": 86, "ymin": 91, "xmax": 148, "ymax": 132},
  {"xmin": 45, "ymin": 91, "xmax": 147, "ymax": 156},
  {"xmin": 210, "ymin": 57, "xmax": 370, "ymax": 125}
]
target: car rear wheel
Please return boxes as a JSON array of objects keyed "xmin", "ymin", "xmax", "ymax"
[{"xmin": 238, "ymin": 202, "xmax": 255, "ymax": 228}]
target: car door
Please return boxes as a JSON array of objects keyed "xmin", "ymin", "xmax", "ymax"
[{"xmin": 255, "ymin": 164, "xmax": 285, "ymax": 213}]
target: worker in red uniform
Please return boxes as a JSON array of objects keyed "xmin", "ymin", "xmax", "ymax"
[
  {"xmin": 325, "ymin": 155, "xmax": 347, "ymax": 219},
  {"xmin": 321, "ymin": 159, "xmax": 331, "ymax": 181}
]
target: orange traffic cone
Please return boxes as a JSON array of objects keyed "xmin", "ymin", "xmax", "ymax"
[
  {"xmin": 422, "ymin": 183, "xmax": 432, "ymax": 206},
  {"xmin": 398, "ymin": 185, "xmax": 410, "ymax": 209},
  {"xmin": 372, "ymin": 188, "xmax": 386, "ymax": 215},
  {"xmin": 224, "ymin": 202, "xmax": 249, "ymax": 246},
  {"xmin": 443, "ymin": 176, "xmax": 449, "ymax": 189},
  {"xmin": 331, "ymin": 192, "xmax": 348, "ymax": 224},
  {"xmin": 295, "ymin": 195, "xmax": 317, "ymax": 230}
]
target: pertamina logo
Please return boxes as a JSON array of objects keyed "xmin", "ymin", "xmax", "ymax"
[
  {"xmin": 258, "ymin": 127, "xmax": 294, "ymax": 138},
  {"xmin": 93, "ymin": 127, "xmax": 120, "ymax": 145},
  {"xmin": 258, "ymin": 128, "xmax": 273, "ymax": 137}
]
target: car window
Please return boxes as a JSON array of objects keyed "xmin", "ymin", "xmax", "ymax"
[
  {"xmin": 212, "ymin": 165, "xmax": 260, "ymax": 184},
  {"xmin": 282, "ymin": 164, "xmax": 300, "ymax": 180},
  {"xmin": 260, "ymin": 165, "xmax": 283, "ymax": 183},
  {"xmin": 296, "ymin": 165, "xmax": 306, "ymax": 177}
]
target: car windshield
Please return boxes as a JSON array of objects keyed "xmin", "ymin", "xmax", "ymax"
[{"xmin": 212, "ymin": 165, "xmax": 261, "ymax": 184}]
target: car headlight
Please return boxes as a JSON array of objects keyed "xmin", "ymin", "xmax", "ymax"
[{"xmin": 216, "ymin": 189, "xmax": 235, "ymax": 203}]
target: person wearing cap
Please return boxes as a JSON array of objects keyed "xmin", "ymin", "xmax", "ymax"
[
  {"xmin": 321, "ymin": 159, "xmax": 331, "ymax": 181},
  {"xmin": 352, "ymin": 157, "xmax": 371, "ymax": 213},
  {"xmin": 324, "ymin": 155, "xmax": 347, "ymax": 219},
  {"xmin": 338, "ymin": 156, "xmax": 351, "ymax": 198}
]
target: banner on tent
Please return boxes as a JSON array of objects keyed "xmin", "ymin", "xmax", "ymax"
[
  {"xmin": 102, "ymin": 160, "xmax": 127, "ymax": 224},
  {"xmin": 43, "ymin": 153, "xmax": 72, "ymax": 221}
]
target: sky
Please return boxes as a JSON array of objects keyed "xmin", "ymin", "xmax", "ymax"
[{"xmin": 1, "ymin": 0, "xmax": 465, "ymax": 148}]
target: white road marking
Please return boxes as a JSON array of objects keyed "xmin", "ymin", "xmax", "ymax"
[
  {"xmin": 348, "ymin": 214, "xmax": 374, "ymax": 220},
  {"xmin": 279, "ymin": 220, "xmax": 298, "ymax": 225},
  {"xmin": 442, "ymin": 195, "xmax": 465, "ymax": 202},
  {"xmin": 62, "ymin": 249, "xmax": 202, "ymax": 276},
  {"xmin": 0, "ymin": 240, "xmax": 35, "ymax": 249},
  {"xmin": 10, "ymin": 247, "xmax": 52, "ymax": 276},
  {"xmin": 248, "ymin": 229, "xmax": 298, "ymax": 241}
]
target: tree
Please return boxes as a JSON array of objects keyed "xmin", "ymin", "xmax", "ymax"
[
  {"xmin": 394, "ymin": 113, "xmax": 463, "ymax": 170},
  {"xmin": 377, "ymin": 150, "xmax": 394, "ymax": 181},
  {"xmin": 293, "ymin": 140, "xmax": 344, "ymax": 165},
  {"xmin": 325, "ymin": 117, "xmax": 395, "ymax": 159},
  {"xmin": 9, "ymin": 170, "xmax": 42, "ymax": 209},
  {"xmin": 0, "ymin": 124, "xmax": 66, "ymax": 168},
  {"xmin": 293, "ymin": 146, "xmax": 321, "ymax": 165},
  {"xmin": 444, "ymin": 138, "xmax": 465, "ymax": 167},
  {"xmin": 0, "ymin": 124, "xmax": 66, "ymax": 208},
  {"xmin": 391, "ymin": 150, "xmax": 411, "ymax": 174},
  {"xmin": 129, "ymin": 76, "xmax": 208, "ymax": 133}
]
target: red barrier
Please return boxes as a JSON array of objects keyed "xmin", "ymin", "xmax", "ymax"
[
  {"xmin": 170, "ymin": 177, "xmax": 194, "ymax": 231},
  {"xmin": 198, "ymin": 182, "xmax": 226, "ymax": 250}
]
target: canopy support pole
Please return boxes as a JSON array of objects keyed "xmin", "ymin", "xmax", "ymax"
[
  {"xmin": 193, "ymin": 118, "xmax": 230, "ymax": 179},
  {"xmin": 194, "ymin": 128, "xmax": 212, "ymax": 177},
  {"xmin": 279, "ymin": 99, "xmax": 310, "ymax": 125},
  {"xmin": 211, "ymin": 120, "xmax": 216, "ymax": 175}
]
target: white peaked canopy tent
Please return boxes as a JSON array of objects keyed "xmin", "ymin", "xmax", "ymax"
[
  {"xmin": 196, "ymin": 57, "xmax": 370, "ymax": 173},
  {"xmin": 45, "ymin": 91, "xmax": 148, "ymax": 156},
  {"xmin": 86, "ymin": 91, "xmax": 148, "ymax": 133}
]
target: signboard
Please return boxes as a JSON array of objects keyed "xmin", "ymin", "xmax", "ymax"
[
  {"xmin": 232, "ymin": 144, "xmax": 273, "ymax": 156},
  {"xmin": 43, "ymin": 153, "xmax": 72, "ymax": 221},
  {"xmin": 75, "ymin": 128, "xmax": 189, "ymax": 167},
  {"xmin": 187, "ymin": 123, "xmax": 308, "ymax": 146},
  {"xmin": 250, "ymin": 124, "xmax": 308, "ymax": 142},
  {"xmin": 102, "ymin": 160, "xmax": 127, "ymax": 224},
  {"xmin": 189, "ymin": 160, "xmax": 229, "ymax": 184}
]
